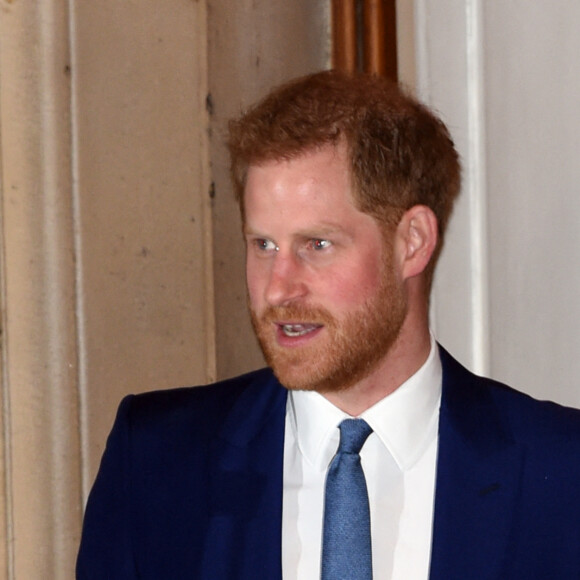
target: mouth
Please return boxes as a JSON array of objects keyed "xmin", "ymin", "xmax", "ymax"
[{"xmin": 279, "ymin": 323, "xmax": 322, "ymax": 338}]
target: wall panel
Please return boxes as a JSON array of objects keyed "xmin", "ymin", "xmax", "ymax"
[
  {"xmin": 417, "ymin": 0, "xmax": 580, "ymax": 408},
  {"xmin": 484, "ymin": 2, "xmax": 580, "ymax": 406}
]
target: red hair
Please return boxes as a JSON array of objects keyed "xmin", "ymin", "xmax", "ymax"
[{"xmin": 228, "ymin": 69, "xmax": 460, "ymax": 249}]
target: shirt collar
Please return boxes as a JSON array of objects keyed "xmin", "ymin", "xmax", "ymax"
[{"xmin": 287, "ymin": 335, "xmax": 442, "ymax": 471}]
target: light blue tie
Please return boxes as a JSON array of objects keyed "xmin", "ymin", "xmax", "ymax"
[{"xmin": 321, "ymin": 418, "xmax": 373, "ymax": 580}]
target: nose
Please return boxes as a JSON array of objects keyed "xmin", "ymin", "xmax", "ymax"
[{"xmin": 264, "ymin": 252, "xmax": 308, "ymax": 307}]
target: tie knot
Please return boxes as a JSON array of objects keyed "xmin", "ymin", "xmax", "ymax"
[{"xmin": 337, "ymin": 418, "xmax": 373, "ymax": 454}]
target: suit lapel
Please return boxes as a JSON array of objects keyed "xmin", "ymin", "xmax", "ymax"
[
  {"xmin": 201, "ymin": 370, "xmax": 287, "ymax": 580},
  {"xmin": 429, "ymin": 348, "xmax": 522, "ymax": 580}
]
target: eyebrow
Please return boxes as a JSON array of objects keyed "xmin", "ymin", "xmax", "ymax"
[{"xmin": 244, "ymin": 223, "xmax": 347, "ymax": 238}]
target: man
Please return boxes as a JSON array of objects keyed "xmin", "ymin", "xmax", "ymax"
[{"xmin": 77, "ymin": 71, "xmax": 580, "ymax": 579}]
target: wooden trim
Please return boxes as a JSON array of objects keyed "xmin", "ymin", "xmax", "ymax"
[
  {"xmin": 382, "ymin": 0, "xmax": 398, "ymax": 80},
  {"xmin": 363, "ymin": 0, "xmax": 385, "ymax": 74},
  {"xmin": 332, "ymin": 0, "xmax": 398, "ymax": 81},
  {"xmin": 363, "ymin": 0, "xmax": 397, "ymax": 79},
  {"xmin": 332, "ymin": 0, "xmax": 357, "ymax": 72}
]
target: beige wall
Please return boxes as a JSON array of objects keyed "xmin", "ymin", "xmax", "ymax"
[
  {"xmin": 71, "ymin": 0, "xmax": 215, "ymax": 493},
  {"xmin": 0, "ymin": 1, "xmax": 328, "ymax": 578},
  {"xmin": 5, "ymin": 1, "xmax": 579, "ymax": 577},
  {"xmin": 208, "ymin": 0, "xmax": 330, "ymax": 380}
]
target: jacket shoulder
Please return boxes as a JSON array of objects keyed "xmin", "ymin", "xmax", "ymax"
[
  {"xmin": 439, "ymin": 344, "xmax": 580, "ymax": 449},
  {"xmin": 118, "ymin": 367, "xmax": 284, "ymax": 437}
]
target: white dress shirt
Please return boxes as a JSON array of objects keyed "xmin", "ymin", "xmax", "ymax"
[{"xmin": 282, "ymin": 337, "xmax": 442, "ymax": 580}]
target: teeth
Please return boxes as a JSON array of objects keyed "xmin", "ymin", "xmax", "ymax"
[{"xmin": 282, "ymin": 324, "xmax": 318, "ymax": 337}]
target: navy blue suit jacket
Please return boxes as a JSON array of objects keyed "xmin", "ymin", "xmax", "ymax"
[{"xmin": 77, "ymin": 347, "xmax": 580, "ymax": 578}]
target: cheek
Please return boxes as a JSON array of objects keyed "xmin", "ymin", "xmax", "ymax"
[
  {"xmin": 318, "ymin": 259, "xmax": 385, "ymax": 308},
  {"xmin": 245, "ymin": 260, "xmax": 266, "ymax": 306}
]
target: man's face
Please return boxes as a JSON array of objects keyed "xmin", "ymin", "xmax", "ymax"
[{"xmin": 244, "ymin": 144, "xmax": 407, "ymax": 393}]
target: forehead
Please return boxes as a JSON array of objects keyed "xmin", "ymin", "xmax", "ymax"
[
  {"xmin": 242, "ymin": 144, "xmax": 385, "ymax": 242},
  {"xmin": 243, "ymin": 144, "xmax": 355, "ymax": 212}
]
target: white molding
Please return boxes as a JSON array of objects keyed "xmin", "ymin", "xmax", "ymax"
[
  {"xmin": 413, "ymin": 0, "xmax": 431, "ymax": 101},
  {"xmin": 465, "ymin": 0, "xmax": 490, "ymax": 375}
]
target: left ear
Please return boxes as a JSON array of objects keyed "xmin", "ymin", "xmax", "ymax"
[{"xmin": 395, "ymin": 205, "xmax": 438, "ymax": 281}]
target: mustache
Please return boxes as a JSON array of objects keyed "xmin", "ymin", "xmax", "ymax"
[{"xmin": 257, "ymin": 304, "xmax": 335, "ymax": 326}]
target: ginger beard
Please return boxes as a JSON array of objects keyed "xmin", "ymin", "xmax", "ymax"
[{"xmin": 249, "ymin": 244, "xmax": 408, "ymax": 394}]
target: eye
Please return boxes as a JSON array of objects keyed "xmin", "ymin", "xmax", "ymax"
[
  {"xmin": 310, "ymin": 238, "xmax": 332, "ymax": 251},
  {"xmin": 253, "ymin": 238, "xmax": 278, "ymax": 252}
]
